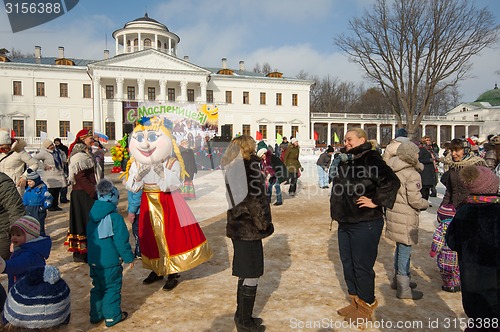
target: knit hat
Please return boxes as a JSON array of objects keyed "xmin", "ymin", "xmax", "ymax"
[
  {"xmin": 326, "ymin": 146, "xmax": 334, "ymax": 153},
  {"xmin": 396, "ymin": 141, "xmax": 419, "ymax": 165},
  {"xmin": 437, "ymin": 204, "xmax": 456, "ymax": 223},
  {"xmin": 460, "ymin": 165, "xmax": 500, "ymax": 195},
  {"xmin": 395, "ymin": 128, "xmax": 408, "ymax": 138},
  {"xmin": 11, "ymin": 215, "xmax": 40, "ymax": 242},
  {"xmin": 42, "ymin": 139, "xmax": 53, "ymax": 149},
  {"xmin": 290, "ymin": 138, "xmax": 298, "ymax": 144},
  {"xmin": 26, "ymin": 168, "xmax": 40, "ymax": 180},
  {"xmin": 0, "ymin": 130, "xmax": 11, "ymax": 145},
  {"xmin": 96, "ymin": 179, "xmax": 120, "ymax": 206},
  {"xmin": 257, "ymin": 148, "xmax": 268, "ymax": 158},
  {"xmin": 3, "ymin": 265, "xmax": 71, "ymax": 329}
]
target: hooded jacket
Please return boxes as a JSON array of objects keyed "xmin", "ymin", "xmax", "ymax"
[
  {"xmin": 0, "ymin": 172, "xmax": 24, "ymax": 260},
  {"xmin": 330, "ymin": 142, "xmax": 400, "ymax": 223},
  {"xmin": 87, "ymin": 200, "xmax": 134, "ymax": 268},
  {"xmin": 5, "ymin": 236, "xmax": 51, "ymax": 289}
]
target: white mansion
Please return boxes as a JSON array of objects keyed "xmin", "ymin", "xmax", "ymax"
[{"xmin": 0, "ymin": 14, "xmax": 313, "ymax": 147}]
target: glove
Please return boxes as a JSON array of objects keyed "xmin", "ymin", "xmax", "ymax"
[
  {"xmin": 135, "ymin": 165, "xmax": 151, "ymax": 181},
  {"xmin": 429, "ymin": 251, "xmax": 436, "ymax": 258},
  {"xmin": 153, "ymin": 163, "xmax": 165, "ymax": 179},
  {"xmin": 339, "ymin": 153, "xmax": 353, "ymax": 162},
  {"xmin": 0, "ymin": 256, "xmax": 5, "ymax": 273}
]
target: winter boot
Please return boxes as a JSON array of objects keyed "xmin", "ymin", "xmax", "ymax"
[
  {"xmin": 337, "ymin": 295, "xmax": 357, "ymax": 317},
  {"xmin": 396, "ymin": 275, "xmax": 423, "ymax": 300},
  {"xmin": 235, "ymin": 280, "xmax": 263, "ymax": 326},
  {"xmin": 344, "ymin": 297, "xmax": 378, "ymax": 328},
  {"xmin": 235, "ymin": 285, "xmax": 265, "ymax": 332},
  {"xmin": 391, "ymin": 274, "xmax": 417, "ymax": 289}
]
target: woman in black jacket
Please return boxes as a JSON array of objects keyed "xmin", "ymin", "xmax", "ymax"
[
  {"xmin": 331, "ymin": 128, "xmax": 400, "ymax": 327},
  {"xmin": 222, "ymin": 135, "xmax": 274, "ymax": 332}
]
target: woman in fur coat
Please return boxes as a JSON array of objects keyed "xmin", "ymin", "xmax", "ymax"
[
  {"xmin": 330, "ymin": 128, "xmax": 400, "ymax": 327},
  {"xmin": 222, "ymin": 135, "xmax": 274, "ymax": 332},
  {"xmin": 446, "ymin": 166, "xmax": 500, "ymax": 328},
  {"xmin": 386, "ymin": 141, "xmax": 429, "ymax": 300}
]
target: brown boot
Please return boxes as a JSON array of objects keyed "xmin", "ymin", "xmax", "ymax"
[
  {"xmin": 337, "ymin": 295, "xmax": 357, "ymax": 316},
  {"xmin": 344, "ymin": 297, "xmax": 378, "ymax": 328}
]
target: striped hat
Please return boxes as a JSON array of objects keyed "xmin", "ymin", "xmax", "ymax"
[
  {"xmin": 11, "ymin": 216, "xmax": 40, "ymax": 242},
  {"xmin": 437, "ymin": 204, "xmax": 456, "ymax": 223},
  {"xmin": 3, "ymin": 265, "xmax": 71, "ymax": 328}
]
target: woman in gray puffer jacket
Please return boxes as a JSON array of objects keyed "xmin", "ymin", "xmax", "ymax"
[{"xmin": 386, "ymin": 141, "xmax": 429, "ymax": 300}]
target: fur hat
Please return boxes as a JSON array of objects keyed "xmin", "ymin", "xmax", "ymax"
[
  {"xmin": 437, "ymin": 204, "xmax": 456, "ymax": 223},
  {"xmin": 0, "ymin": 130, "xmax": 11, "ymax": 145},
  {"xmin": 257, "ymin": 148, "xmax": 268, "ymax": 158},
  {"xmin": 11, "ymin": 215, "xmax": 40, "ymax": 242},
  {"xmin": 96, "ymin": 179, "xmax": 120, "ymax": 206},
  {"xmin": 459, "ymin": 165, "xmax": 500, "ymax": 195},
  {"xmin": 26, "ymin": 168, "xmax": 40, "ymax": 180},
  {"xmin": 396, "ymin": 141, "xmax": 420, "ymax": 165},
  {"xmin": 290, "ymin": 138, "xmax": 298, "ymax": 144},
  {"xmin": 395, "ymin": 128, "xmax": 408, "ymax": 138},
  {"xmin": 3, "ymin": 265, "xmax": 71, "ymax": 328},
  {"xmin": 491, "ymin": 135, "xmax": 500, "ymax": 145},
  {"xmin": 42, "ymin": 139, "xmax": 53, "ymax": 149},
  {"xmin": 326, "ymin": 146, "xmax": 334, "ymax": 153}
]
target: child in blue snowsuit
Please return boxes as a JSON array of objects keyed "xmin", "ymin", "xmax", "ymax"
[
  {"xmin": 127, "ymin": 189, "xmax": 142, "ymax": 258},
  {"xmin": 23, "ymin": 170, "xmax": 53, "ymax": 236},
  {"xmin": 87, "ymin": 179, "xmax": 134, "ymax": 327},
  {"xmin": 0, "ymin": 215, "xmax": 51, "ymax": 290}
]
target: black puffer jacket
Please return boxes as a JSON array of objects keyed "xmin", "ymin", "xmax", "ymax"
[
  {"xmin": 330, "ymin": 142, "xmax": 400, "ymax": 223},
  {"xmin": 225, "ymin": 155, "xmax": 274, "ymax": 240}
]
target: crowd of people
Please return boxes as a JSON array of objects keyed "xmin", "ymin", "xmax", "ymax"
[{"xmin": 0, "ymin": 124, "xmax": 498, "ymax": 331}]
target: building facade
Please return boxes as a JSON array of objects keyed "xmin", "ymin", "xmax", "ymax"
[{"xmin": 0, "ymin": 14, "xmax": 314, "ymax": 148}]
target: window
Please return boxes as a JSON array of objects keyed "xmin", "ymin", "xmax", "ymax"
[
  {"xmin": 243, "ymin": 91, "xmax": 249, "ymax": 104},
  {"xmin": 13, "ymin": 81, "xmax": 22, "ymax": 96},
  {"xmin": 225, "ymin": 91, "xmax": 232, "ymax": 104},
  {"xmin": 144, "ymin": 38, "xmax": 151, "ymax": 48},
  {"xmin": 292, "ymin": 93, "xmax": 298, "ymax": 106},
  {"xmin": 59, "ymin": 121, "xmax": 70, "ymax": 137},
  {"xmin": 83, "ymin": 84, "xmax": 91, "ymax": 98},
  {"xmin": 207, "ymin": 90, "xmax": 214, "ymax": 103},
  {"xmin": 127, "ymin": 86, "xmax": 135, "ymax": 100},
  {"xmin": 148, "ymin": 87, "xmax": 156, "ymax": 101},
  {"xmin": 276, "ymin": 93, "xmax": 282, "ymax": 106},
  {"xmin": 105, "ymin": 122, "xmax": 116, "ymax": 140},
  {"xmin": 106, "ymin": 85, "xmax": 114, "ymax": 99},
  {"xmin": 12, "ymin": 120, "xmax": 24, "ymax": 137},
  {"xmin": 260, "ymin": 92, "xmax": 266, "ymax": 105},
  {"xmin": 187, "ymin": 89, "xmax": 195, "ymax": 102},
  {"xmin": 36, "ymin": 120, "xmax": 47, "ymax": 137},
  {"xmin": 60, "ymin": 83, "xmax": 68, "ymax": 97},
  {"xmin": 259, "ymin": 125, "xmax": 267, "ymax": 140},
  {"xmin": 36, "ymin": 82, "xmax": 45, "ymax": 96},
  {"xmin": 275, "ymin": 125, "xmax": 283, "ymax": 137},
  {"xmin": 242, "ymin": 124, "xmax": 250, "ymax": 136},
  {"xmin": 292, "ymin": 126, "xmax": 299, "ymax": 138},
  {"xmin": 168, "ymin": 88, "xmax": 175, "ymax": 101},
  {"xmin": 83, "ymin": 121, "xmax": 93, "ymax": 132}
]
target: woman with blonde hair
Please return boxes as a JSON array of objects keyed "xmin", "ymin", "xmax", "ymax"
[{"xmin": 222, "ymin": 135, "xmax": 274, "ymax": 332}]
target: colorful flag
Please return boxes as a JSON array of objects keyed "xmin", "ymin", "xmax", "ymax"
[
  {"xmin": 334, "ymin": 132, "xmax": 340, "ymax": 143},
  {"xmin": 94, "ymin": 131, "xmax": 109, "ymax": 143},
  {"xmin": 314, "ymin": 131, "xmax": 319, "ymax": 141},
  {"xmin": 276, "ymin": 133, "xmax": 283, "ymax": 145},
  {"xmin": 256, "ymin": 131, "xmax": 263, "ymax": 141}
]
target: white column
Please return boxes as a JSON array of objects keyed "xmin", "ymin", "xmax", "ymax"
[
  {"xmin": 327, "ymin": 123, "xmax": 332, "ymax": 145},
  {"xmin": 115, "ymin": 36, "xmax": 119, "ymax": 55},
  {"xmin": 451, "ymin": 125, "xmax": 456, "ymax": 138},
  {"xmin": 392, "ymin": 123, "xmax": 396, "ymax": 138},
  {"xmin": 155, "ymin": 34, "xmax": 158, "ymax": 50},
  {"xmin": 116, "ymin": 77, "xmax": 124, "ymax": 101},
  {"xmin": 168, "ymin": 39, "xmax": 172, "ymax": 55},
  {"xmin": 137, "ymin": 79, "xmax": 145, "ymax": 102},
  {"xmin": 159, "ymin": 79, "xmax": 167, "ymax": 102},
  {"xmin": 437, "ymin": 125, "xmax": 441, "ymax": 150},
  {"xmin": 138, "ymin": 33, "xmax": 142, "ymax": 51},
  {"xmin": 123, "ymin": 34, "xmax": 127, "ymax": 53},
  {"xmin": 465, "ymin": 125, "xmax": 469, "ymax": 138},
  {"xmin": 199, "ymin": 81, "xmax": 207, "ymax": 102},
  {"xmin": 376, "ymin": 123, "xmax": 381, "ymax": 144},
  {"xmin": 93, "ymin": 76, "xmax": 102, "ymax": 133},
  {"xmin": 422, "ymin": 124, "xmax": 427, "ymax": 137},
  {"xmin": 180, "ymin": 81, "xmax": 187, "ymax": 102}
]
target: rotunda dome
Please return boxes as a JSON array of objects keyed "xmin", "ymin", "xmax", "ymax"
[{"xmin": 474, "ymin": 84, "xmax": 500, "ymax": 106}]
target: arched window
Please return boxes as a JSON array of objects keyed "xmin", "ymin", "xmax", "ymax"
[
  {"xmin": 127, "ymin": 40, "xmax": 131, "ymax": 52},
  {"xmin": 157, "ymin": 40, "xmax": 162, "ymax": 49},
  {"xmin": 144, "ymin": 38, "xmax": 151, "ymax": 48},
  {"xmin": 133, "ymin": 38, "xmax": 139, "ymax": 52}
]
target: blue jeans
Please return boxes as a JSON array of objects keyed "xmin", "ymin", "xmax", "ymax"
[
  {"xmin": 132, "ymin": 213, "xmax": 141, "ymax": 257},
  {"xmin": 317, "ymin": 165, "xmax": 328, "ymax": 187},
  {"xmin": 394, "ymin": 242, "xmax": 412, "ymax": 276},
  {"xmin": 267, "ymin": 178, "xmax": 282, "ymax": 204}
]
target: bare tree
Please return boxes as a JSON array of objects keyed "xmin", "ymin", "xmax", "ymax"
[
  {"xmin": 335, "ymin": 0, "xmax": 499, "ymax": 138},
  {"xmin": 253, "ymin": 62, "xmax": 275, "ymax": 75}
]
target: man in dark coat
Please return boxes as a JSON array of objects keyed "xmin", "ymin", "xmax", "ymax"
[
  {"xmin": 418, "ymin": 136, "xmax": 437, "ymax": 200},
  {"xmin": 316, "ymin": 146, "xmax": 334, "ymax": 189}
]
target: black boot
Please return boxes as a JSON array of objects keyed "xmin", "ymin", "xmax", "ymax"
[
  {"xmin": 234, "ymin": 280, "xmax": 263, "ymax": 326},
  {"xmin": 163, "ymin": 273, "xmax": 180, "ymax": 291},
  {"xmin": 235, "ymin": 285, "xmax": 265, "ymax": 332}
]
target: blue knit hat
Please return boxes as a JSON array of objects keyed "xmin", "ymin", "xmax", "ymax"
[{"xmin": 3, "ymin": 265, "xmax": 71, "ymax": 328}]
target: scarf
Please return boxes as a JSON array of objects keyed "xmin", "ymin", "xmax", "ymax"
[
  {"xmin": 466, "ymin": 195, "xmax": 500, "ymax": 204},
  {"xmin": 50, "ymin": 148, "xmax": 63, "ymax": 171},
  {"xmin": 68, "ymin": 147, "xmax": 95, "ymax": 184},
  {"xmin": 448, "ymin": 154, "xmax": 486, "ymax": 171}
]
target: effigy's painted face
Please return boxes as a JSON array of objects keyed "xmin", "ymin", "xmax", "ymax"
[{"xmin": 129, "ymin": 127, "xmax": 172, "ymax": 165}]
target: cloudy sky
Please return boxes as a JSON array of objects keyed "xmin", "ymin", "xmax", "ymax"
[{"xmin": 1, "ymin": 0, "xmax": 499, "ymax": 102}]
